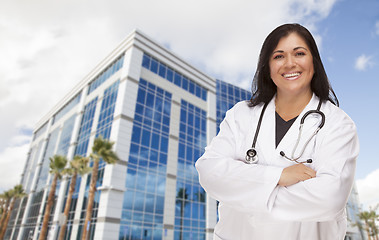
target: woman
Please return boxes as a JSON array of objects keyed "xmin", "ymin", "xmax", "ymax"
[{"xmin": 196, "ymin": 23, "xmax": 359, "ymax": 240}]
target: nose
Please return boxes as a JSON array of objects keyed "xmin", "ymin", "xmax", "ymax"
[{"xmin": 285, "ymin": 56, "xmax": 296, "ymax": 68}]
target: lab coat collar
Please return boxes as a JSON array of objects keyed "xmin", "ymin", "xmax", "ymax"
[{"xmin": 256, "ymin": 93, "xmax": 322, "ymax": 166}]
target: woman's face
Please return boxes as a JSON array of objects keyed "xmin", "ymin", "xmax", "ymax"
[{"xmin": 269, "ymin": 32, "xmax": 314, "ymax": 99}]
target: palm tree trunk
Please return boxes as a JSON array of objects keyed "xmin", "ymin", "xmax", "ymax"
[
  {"xmin": 82, "ymin": 160, "xmax": 99, "ymax": 240},
  {"xmin": 39, "ymin": 174, "xmax": 59, "ymax": 240},
  {"xmin": 366, "ymin": 221, "xmax": 372, "ymax": 240},
  {"xmin": 0, "ymin": 200, "xmax": 13, "ymax": 240},
  {"xmin": 0, "ymin": 201, "xmax": 9, "ymax": 238},
  {"xmin": 58, "ymin": 173, "xmax": 77, "ymax": 240}
]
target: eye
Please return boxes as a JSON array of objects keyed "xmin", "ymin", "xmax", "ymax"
[
  {"xmin": 273, "ymin": 54, "xmax": 284, "ymax": 60},
  {"xmin": 295, "ymin": 51, "xmax": 306, "ymax": 56}
]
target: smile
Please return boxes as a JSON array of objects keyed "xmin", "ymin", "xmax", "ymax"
[{"xmin": 282, "ymin": 72, "xmax": 301, "ymax": 78}]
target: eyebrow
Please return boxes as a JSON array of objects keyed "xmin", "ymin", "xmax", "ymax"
[{"xmin": 272, "ymin": 46, "xmax": 309, "ymax": 54}]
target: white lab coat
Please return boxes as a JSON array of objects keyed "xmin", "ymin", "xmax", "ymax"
[{"xmin": 196, "ymin": 94, "xmax": 359, "ymax": 240}]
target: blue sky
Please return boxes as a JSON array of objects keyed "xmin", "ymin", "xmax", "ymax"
[
  {"xmin": 0, "ymin": 0, "xmax": 378, "ymax": 209},
  {"xmin": 318, "ymin": 0, "xmax": 379, "ymax": 180}
]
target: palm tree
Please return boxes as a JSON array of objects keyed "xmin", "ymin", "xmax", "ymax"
[
  {"xmin": 359, "ymin": 211, "xmax": 373, "ymax": 240},
  {"xmin": 368, "ymin": 206, "xmax": 379, "ymax": 240},
  {"xmin": 58, "ymin": 155, "xmax": 91, "ymax": 240},
  {"xmin": 39, "ymin": 155, "xmax": 67, "ymax": 240},
  {"xmin": 0, "ymin": 190, "xmax": 12, "ymax": 239},
  {"xmin": 358, "ymin": 205, "xmax": 379, "ymax": 240},
  {"xmin": 0, "ymin": 185, "xmax": 25, "ymax": 240},
  {"xmin": 81, "ymin": 136, "xmax": 119, "ymax": 240},
  {"xmin": 368, "ymin": 220, "xmax": 379, "ymax": 240},
  {"xmin": 176, "ymin": 188, "xmax": 188, "ymax": 240}
]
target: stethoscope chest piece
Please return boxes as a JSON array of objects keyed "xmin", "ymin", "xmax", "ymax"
[{"xmin": 245, "ymin": 148, "xmax": 258, "ymax": 164}]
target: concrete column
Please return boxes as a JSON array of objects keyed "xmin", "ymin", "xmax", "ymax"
[
  {"xmin": 161, "ymin": 94, "xmax": 181, "ymax": 240},
  {"xmin": 205, "ymin": 89, "xmax": 217, "ymax": 240},
  {"xmin": 93, "ymin": 46, "xmax": 142, "ymax": 240}
]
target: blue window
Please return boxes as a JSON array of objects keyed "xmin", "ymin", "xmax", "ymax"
[
  {"xmin": 167, "ymin": 68, "xmax": 174, "ymax": 82},
  {"xmin": 96, "ymin": 80, "xmax": 120, "ymax": 139},
  {"xmin": 53, "ymin": 92, "xmax": 81, "ymax": 124},
  {"xmin": 56, "ymin": 114, "xmax": 76, "ymax": 156},
  {"xmin": 174, "ymin": 100, "xmax": 207, "ymax": 239},
  {"xmin": 33, "ymin": 122, "xmax": 48, "ymax": 141},
  {"xmin": 158, "ymin": 63, "xmax": 166, "ymax": 78},
  {"xmin": 151, "ymin": 58, "xmax": 158, "ymax": 74},
  {"xmin": 119, "ymin": 79, "xmax": 172, "ymax": 240},
  {"xmin": 141, "ymin": 53, "xmax": 207, "ymax": 101},
  {"xmin": 142, "ymin": 54, "xmax": 151, "ymax": 69},
  {"xmin": 36, "ymin": 127, "xmax": 60, "ymax": 191},
  {"xmin": 216, "ymin": 79, "xmax": 251, "ymax": 134},
  {"xmin": 88, "ymin": 55, "xmax": 124, "ymax": 95},
  {"xmin": 182, "ymin": 77, "xmax": 189, "ymax": 90},
  {"xmin": 75, "ymin": 97, "xmax": 98, "ymax": 156},
  {"xmin": 174, "ymin": 72, "xmax": 181, "ymax": 86}
]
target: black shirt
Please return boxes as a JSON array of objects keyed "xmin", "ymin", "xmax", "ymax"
[{"xmin": 275, "ymin": 112, "xmax": 297, "ymax": 148}]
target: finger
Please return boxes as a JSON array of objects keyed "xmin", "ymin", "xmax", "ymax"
[{"xmin": 305, "ymin": 169, "xmax": 316, "ymax": 178}]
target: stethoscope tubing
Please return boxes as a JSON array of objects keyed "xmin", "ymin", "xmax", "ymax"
[{"xmin": 246, "ymin": 99, "xmax": 325, "ymax": 164}]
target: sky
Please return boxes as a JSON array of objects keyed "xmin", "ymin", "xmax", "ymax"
[{"xmin": 0, "ymin": 0, "xmax": 378, "ymax": 210}]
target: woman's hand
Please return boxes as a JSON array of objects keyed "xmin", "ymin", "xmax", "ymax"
[{"xmin": 278, "ymin": 164, "xmax": 316, "ymax": 187}]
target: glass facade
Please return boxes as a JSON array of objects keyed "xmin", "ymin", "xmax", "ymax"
[
  {"xmin": 77, "ymin": 80, "xmax": 120, "ymax": 239},
  {"xmin": 23, "ymin": 142, "xmax": 42, "ymax": 193},
  {"xmin": 56, "ymin": 114, "xmax": 77, "ymax": 156},
  {"xmin": 33, "ymin": 122, "xmax": 48, "ymax": 141},
  {"xmin": 96, "ymin": 80, "xmax": 120, "ymax": 139},
  {"xmin": 216, "ymin": 79, "xmax": 251, "ymax": 133},
  {"xmin": 142, "ymin": 53, "xmax": 207, "ymax": 101},
  {"xmin": 175, "ymin": 100, "xmax": 207, "ymax": 240},
  {"xmin": 119, "ymin": 79, "xmax": 171, "ymax": 240},
  {"xmin": 75, "ymin": 98, "xmax": 98, "ymax": 157},
  {"xmin": 59, "ymin": 97, "xmax": 98, "ymax": 240},
  {"xmin": 87, "ymin": 55, "xmax": 124, "ymax": 95},
  {"xmin": 36, "ymin": 128, "xmax": 60, "ymax": 192},
  {"xmin": 53, "ymin": 93, "xmax": 81, "ymax": 125},
  {"xmin": 21, "ymin": 191, "xmax": 44, "ymax": 239}
]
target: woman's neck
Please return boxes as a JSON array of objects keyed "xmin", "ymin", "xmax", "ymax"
[{"xmin": 275, "ymin": 91, "xmax": 313, "ymax": 121}]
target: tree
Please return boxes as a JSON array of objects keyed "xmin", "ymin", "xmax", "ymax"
[
  {"xmin": 0, "ymin": 185, "xmax": 25, "ymax": 240},
  {"xmin": 368, "ymin": 206, "xmax": 379, "ymax": 240},
  {"xmin": 58, "ymin": 155, "xmax": 91, "ymax": 240},
  {"xmin": 176, "ymin": 188, "xmax": 188, "ymax": 240},
  {"xmin": 81, "ymin": 136, "xmax": 119, "ymax": 240},
  {"xmin": 39, "ymin": 155, "xmax": 67, "ymax": 240},
  {"xmin": 358, "ymin": 211, "xmax": 373, "ymax": 240},
  {"xmin": 358, "ymin": 205, "xmax": 379, "ymax": 240},
  {"xmin": 0, "ymin": 190, "xmax": 13, "ymax": 239}
]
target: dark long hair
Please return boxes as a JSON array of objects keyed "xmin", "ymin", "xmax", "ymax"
[{"xmin": 250, "ymin": 23, "xmax": 338, "ymax": 106}]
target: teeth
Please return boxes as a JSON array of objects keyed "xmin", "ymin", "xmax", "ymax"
[{"xmin": 283, "ymin": 72, "xmax": 300, "ymax": 78}]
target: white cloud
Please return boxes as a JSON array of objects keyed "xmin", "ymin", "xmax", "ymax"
[
  {"xmin": 356, "ymin": 168, "xmax": 379, "ymax": 210},
  {"xmin": 0, "ymin": 143, "xmax": 30, "ymax": 192},
  {"xmin": 355, "ymin": 54, "xmax": 374, "ymax": 71},
  {"xmin": 0, "ymin": 0, "xmax": 338, "ymax": 191}
]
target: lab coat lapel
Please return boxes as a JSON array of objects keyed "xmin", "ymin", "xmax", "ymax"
[
  {"xmin": 277, "ymin": 94, "xmax": 321, "ymax": 158},
  {"xmin": 256, "ymin": 98, "xmax": 276, "ymax": 165}
]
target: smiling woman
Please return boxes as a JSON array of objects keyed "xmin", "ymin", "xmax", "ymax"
[{"xmin": 196, "ymin": 23, "xmax": 359, "ymax": 240}]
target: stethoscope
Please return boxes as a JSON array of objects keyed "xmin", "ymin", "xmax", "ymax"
[{"xmin": 245, "ymin": 99, "xmax": 325, "ymax": 164}]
